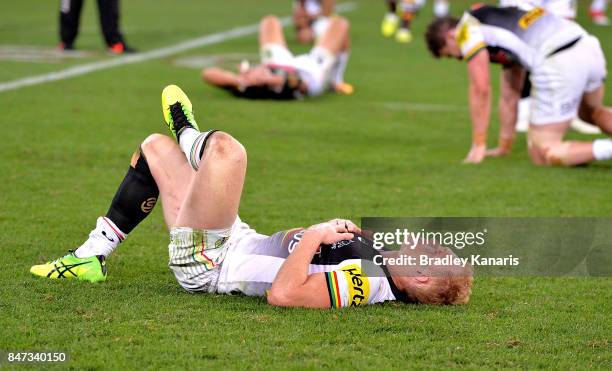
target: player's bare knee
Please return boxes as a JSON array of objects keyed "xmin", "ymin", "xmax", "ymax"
[
  {"xmin": 141, "ymin": 133, "xmax": 173, "ymax": 158},
  {"xmin": 542, "ymin": 143, "xmax": 570, "ymax": 166},
  {"xmin": 205, "ymin": 132, "xmax": 247, "ymax": 164},
  {"xmin": 330, "ymin": 16, "xmax": 349, "ymax": 33},
  {"xmin": 261, "ymin": 15, "xmax": 281, "ymax": 28}
]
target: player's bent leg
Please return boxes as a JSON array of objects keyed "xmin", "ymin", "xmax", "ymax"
[
  {"xmin": 175, "ymin": 131, "xmax": 246, "ymax": 230},
  {"xmin": 528, "ymin": 123, "xmax": 603, "ymax": 166},
  {"xmin": 259, "ymin": 15, "xmax": 287, "ymax": 48},
  {"xmin": 140, "ymin": 133, "xmax": 194, "ymax": 228},
  {"xmin": 30, "ymin": 140, "xmax": 164, "ymax": 282},
  {"xmin": 579, "ymin": 86, "xmax": 612, "ymax": 134},
  {"xmin": 168, "ymin": 132, "xmax": 246, "ymax": 293},
  {"xmin": 316, "ymin": 16, "xmax": 349, "ymax": 54}
]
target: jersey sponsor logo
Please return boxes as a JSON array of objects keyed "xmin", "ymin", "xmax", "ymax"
[
  {"xmin": 141, "ymin": 197, "xmax": 157, "ymax": 213},
  {"xmin": 340, "ymin": 264, "xmax": 370, "ymax": 307},
  {"xmin": 519, "ymin": 8, "xmax": 545, "ymax": 29}
]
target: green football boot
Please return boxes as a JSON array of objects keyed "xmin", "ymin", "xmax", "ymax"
[
  {"xmin": 30, "ymin": 251, "xmax": 107, "ymax": 283},
  {"xmin": 161, "ymin": 84, "xmax": 199, "ymax": 140}
]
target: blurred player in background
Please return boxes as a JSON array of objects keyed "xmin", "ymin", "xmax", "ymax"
[
  {"xmin": 425, "ymin": 5, "xmax": 612, "ymax": 166},
  {"xmin": 202, "ymin": 15, "xmax": 352, "ymax": 99},
  {"xmin": 589, "ymin": 0, "xmax": 610, "ymax": 25},
  {"xmin": 500, "ymin": 0, "xmax": 577, "ymax": 18},
  {"xmin": 499, "ymin": 0, "xmax": 600, "ymax": 134},
  {"xmin": 30, "ymin": 85, "xmax": 473, "ymax": 308},
  {"xmin": 501, "ymin": 0, "xmax": 609, "ymax": 25},
  {"xmin": 59, "ymin": 0, "xmax": 134, "ymax": 54},
  {"xmin": 381, "ymin": 0, "xmax": 449, "ymax": 43},
  {"xmin": 293, "ymin": 0, "xmax": 335, "ymax": 44}
]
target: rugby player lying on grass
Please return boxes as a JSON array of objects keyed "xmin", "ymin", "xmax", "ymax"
[
  {"xmin": 30, "ymin": 85, "xmax": 472, "ymax": 308},
  {"xmin": 202, "ymin": 15, "xmax": 353, "ymax": 100},
  {"xmin": 425, "ymin": 5, "xmax": 612, "ymax": 166}
]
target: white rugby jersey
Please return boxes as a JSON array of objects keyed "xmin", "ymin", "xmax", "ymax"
[
  {"xmin": 325, "ymin": 259, "xmax": 396, "ymax": 308},
  {"xmin": 217, "ymin": 229, "xmax": 414, "ymax": 307},
  {"xmin": 499, "ymin": 0, "xmax": 577, "ymax": 18},
  {"xmin": 457, "ymin": 5, "xmax": 586, "ymax": 70}
]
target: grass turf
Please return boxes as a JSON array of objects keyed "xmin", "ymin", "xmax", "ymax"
[{"xmin": 0, "ymin": 0, "xmax": 610, "ymax": 369}]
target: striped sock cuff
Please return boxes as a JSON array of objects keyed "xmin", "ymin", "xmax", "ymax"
[{"xmin": 189, "ymin": 131, "xmax": 212, "ymax": 170}]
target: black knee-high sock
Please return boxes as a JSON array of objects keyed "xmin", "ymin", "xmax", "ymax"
[{"xmin": 105, "ymin": 149, "xmax": 159, "ymax": 234}]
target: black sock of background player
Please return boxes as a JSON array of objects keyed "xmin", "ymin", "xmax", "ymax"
[
  {"xmin": 105, "ymin": 149, "xmax": 159, "ymax": 234},
  {"xmin": 387, "ymin": 0, "xmax": 397, "ymax": 13}
]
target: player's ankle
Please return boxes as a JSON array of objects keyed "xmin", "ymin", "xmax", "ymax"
[{"xmin": 74, "ymin": 217, "xmax": 126, "ymax": 258}]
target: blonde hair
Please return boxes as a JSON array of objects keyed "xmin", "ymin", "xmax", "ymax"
[{"xmin": 401, "ymin": 244, "xmax": 473, "ymax": 305}]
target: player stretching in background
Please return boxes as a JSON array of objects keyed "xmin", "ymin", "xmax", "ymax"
[
  {"xmin": 202, "ymin": 15, "xmax": 352, "ymax": 99},
  {"xmin": 30, "ymin": 85, "xmax": 472, "ymax": 308},
  {"xmin": 293, "ymin": 0, "xmax": 335, "ymax": 44},
  {"xmin": 499, "ymin": 0, "xmax": 601, "ymax": 135},
  {"xmin": 425, "ymin": 5, "xmax": 612, "ymax": 166},
  {"xmin": 381, "ymin": 0, "xmax": 449, "ymax": 43}
]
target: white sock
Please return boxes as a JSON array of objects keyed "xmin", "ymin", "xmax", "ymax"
[
  {"xmin": 433, "ymin": 0, "xmax": 449, "ymax": 18},
  {"xmin": 178, "ymin": 128, "xmax": 212, "ymax": 170},
  {"xmin": 384, "ymin": 12, "xmax": 398, "ymax": 20},
  {"xmin": 591, "ymin": 0, "xmax": 607, "ymax": 12},
  {"xmin": 74, "ymin": 217, "xmax": 126, "ymax": 258},
  {"xmin": 332, "ymin": 51, "xmax": 350, "ymax": 85},
  {"xmin": 593, "ymin": 138, "xmax": 612, "ymax": 160}
]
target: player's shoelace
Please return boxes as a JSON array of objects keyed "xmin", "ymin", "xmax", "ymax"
[{"xmin": 169, "ymin": 102, "xmax": 191, "ymax": 134}]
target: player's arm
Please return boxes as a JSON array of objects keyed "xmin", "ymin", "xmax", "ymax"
[
  {"xmin": 464, "ymin": 49, "xmax": 491, "ymax": 164},
  {"xmin": 201, "ymin": 67, "xmax": 241, "ymax": 89},
  {"xmin": 268, "ymin": 221, "xmax": 357, "ymax": 308},
  {"xmin": 487, "ymin": 65, "xmax": 524, "ymax": 157}
]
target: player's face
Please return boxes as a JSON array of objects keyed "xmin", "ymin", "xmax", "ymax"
[{"xmin": 440, "ymin": 31, "xmax": 462, "ymax": 59}]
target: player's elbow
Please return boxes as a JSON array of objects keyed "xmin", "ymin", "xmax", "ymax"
[{"xmin": 267, "ymin": 287, "xmax": 296, "ymax": 307}]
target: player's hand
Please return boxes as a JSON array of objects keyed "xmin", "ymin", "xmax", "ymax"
[
  {"xmin": 485, "ymin": 147, "xmax": 510, "ymax": 157},
  {"xmin": 463, "ymin": 144, "xmax": 487, "ymax": 164},
  {"xmin": 307, "ymin": 220, "xmax": 356, "ymax": 245},
  {"xmin": 326, "ymin": 219, "xmax": 362, "ymax": 235}
]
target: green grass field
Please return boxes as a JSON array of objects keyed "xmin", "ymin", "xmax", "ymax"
[{"xmin": 1, "ymin": 0, "xmax": 611, "ymax": 369}]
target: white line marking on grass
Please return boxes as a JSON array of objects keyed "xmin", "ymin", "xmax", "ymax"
[{"xmin": 0, "ymin": 2, "xmax": 357, "ymax": 93}]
